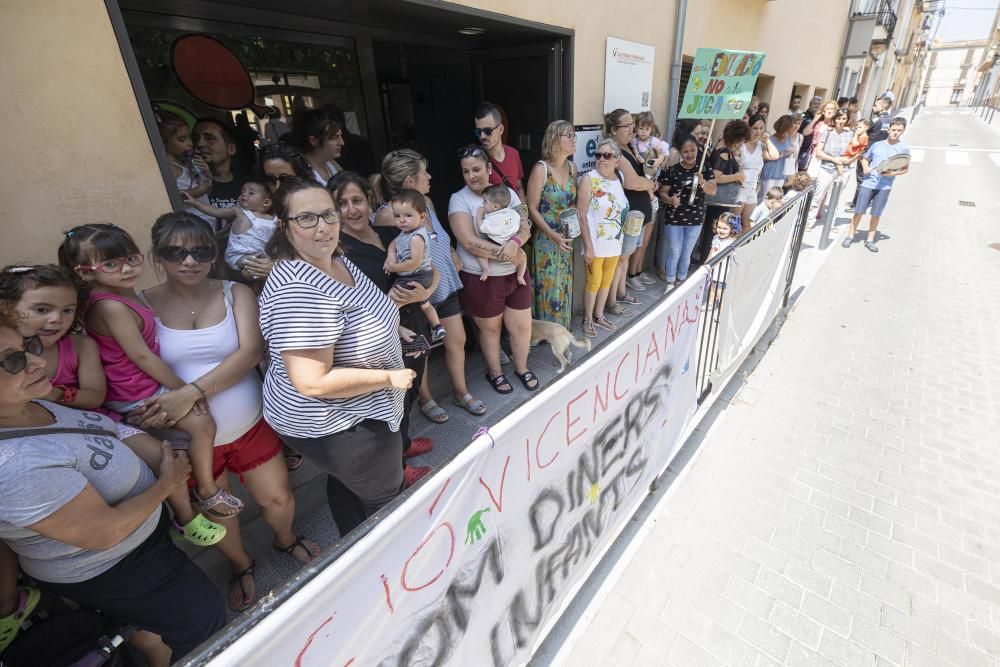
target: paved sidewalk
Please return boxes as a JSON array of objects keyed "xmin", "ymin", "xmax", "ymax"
[{"xmin": 552, "ymin": 109, "xmax": 1000, "ymax": 666}]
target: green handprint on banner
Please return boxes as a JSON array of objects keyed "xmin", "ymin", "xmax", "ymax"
[
  {"xmin": 465, "ymin": 507, "xmax": 491, "ymax": 545},
  {"xmin": 588, "ymin": 483, "xmax": 601, "ymax": 505}
]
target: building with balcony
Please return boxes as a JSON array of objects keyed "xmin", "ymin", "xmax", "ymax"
[
  {"xmin": 971, "ymin": 5, "xmax": 1000, "ymax": 122},
  {"xmin": 922, "ymin": 39, "xmax": 987, "ymax": 106}
]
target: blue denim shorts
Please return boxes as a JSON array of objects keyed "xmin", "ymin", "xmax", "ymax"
[{"xmin": 854, "ymin": 187, "xmax": 892, "ymax": 217}]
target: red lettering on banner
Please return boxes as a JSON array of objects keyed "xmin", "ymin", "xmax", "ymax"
[
  {"xmin": 294, "ymin": 615, "xmax": 337, "ymax": 667},
  {"xmin": 565, "ymin": 389, "xmax": 588, "ymax": 447},
  {"xmin": 427, "ymin": 477, "xmax": 451, "ymax": 516},
  {"xmin": 634, "ymin": 343, "xmax": 640, "ymax": 382},
  {"xmin": 401, "ymin": 522, "xmax": 456, "ymax": 592},
  {"xmin": 665, "ymin": 299, "xmax": 700, "ymax": 345},
  {"xmin": 381, "ymin": 574, "xmax": 395, "ymax": 614},
  {"xmin": 613, "ymin": 353, "xmax": 630, "ymax": 400},
  {"xmin": 525, "ymin": 438, "xmax": 532, "ymax": 482},
  {"xmin": 593, "ymin": 373, "xmax": 610, "ymax": 420},
  {"xmin": 479, "ymin": 456, "xmax": 510, "ymax": 512},
  {"xmin": 535, "ymin": 412, "xmax": 560, "ymax": 469},
  {"xmin": 643, "ymin": 330, "xmax": 662, "ymax": 374}
]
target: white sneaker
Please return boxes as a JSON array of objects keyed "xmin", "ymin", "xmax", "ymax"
[
  {"xmin": 626, "ymin": 277, "xmax": 647, "ymax": 291},
  {"xmin": 638, "ymin": 272, "xmax": 656, "ymax": 285}
]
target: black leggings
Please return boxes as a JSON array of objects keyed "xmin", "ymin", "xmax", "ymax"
[{"xmin": 37, "ymin": 510, "xmax": 226, "ymax": 662}]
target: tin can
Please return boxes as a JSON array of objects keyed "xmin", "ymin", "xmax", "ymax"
[
  {"xmin": 624, "ymin": 210, "xmax": 644, "ymax": 237},
  {"xmin": 559, "ymin": 209, "xmax": 581, "ymax": 239}
]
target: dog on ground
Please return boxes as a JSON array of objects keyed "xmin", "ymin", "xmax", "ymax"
[{"xmin": 530, "ymin": 319, "xmax": 592, "ymax": 373}]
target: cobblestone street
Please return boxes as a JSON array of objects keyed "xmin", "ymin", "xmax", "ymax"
[{"xmin": 552, "ymin": 108, "xmax": 1000, "ymax": 666}]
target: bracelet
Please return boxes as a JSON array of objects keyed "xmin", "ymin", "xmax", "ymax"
[
  {"xmin": 511, "ymin": 236, "xmax": 523, "ymax": 249},
  {"xmin": 190, "ymin": 380, "xmax": 208, "ymax": 399},
  {"xmin": 55, "ymin": 385, "xmax": 78, "ymax": 404}
]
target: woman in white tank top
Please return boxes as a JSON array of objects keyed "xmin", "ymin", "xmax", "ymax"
[
  {"xmin": 133, "ymin": 212, "xmax": 319, "ymax": 612},
  {"xmin": 741, "ymin": 114, "xmax": 780, "ymax": 221}
]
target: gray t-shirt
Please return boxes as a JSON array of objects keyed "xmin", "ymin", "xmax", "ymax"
[
  {"xmin": 448, "ymin": 185, "xmax": 522, "ymax": 277},
  {"xmin": 0, "ymin": 402, "xmax": 160, "ymax": 584},
  {"xmin": 394, "ymin": 227, "xmax": 432, "ymax": 277}
]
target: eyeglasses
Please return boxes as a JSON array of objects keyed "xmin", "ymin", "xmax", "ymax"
[
  {"xmin": 457, "ymin": 146, "xmax": 485, "ymax": 159},
  {"xmin": 75, "ymin": 253, "xmax": 144, "ymax": 275},
  {"xmin": 562, "ymin": 133, "xmax": 577, "ymax": 140},
  {"xmin": 594, "ymin": 152, "xmax": 617, "ymax": 161},
  {"xmin": 263, "ymin": 173, "xmax": 295, "ymax": 185},
  {"xmin": 287, "ymin": 208, "xmax": 339, "ymax": 229},
  {"xmin": 0, "ymin": 336, "xmax": 43, "ymax": 375},
  {"xmin": 472, "ymin": 124, "xmax": 501, "ymax": 138},
  {"xmin": 159, "ymin": 246, "xmax": 215, "ymax": 263},
  {"xmin": 614, "ymin": 123, "xmax": 635, "ymax": 130}
]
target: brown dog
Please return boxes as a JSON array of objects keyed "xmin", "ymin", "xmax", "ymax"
[{"xmin": 530, "ymin": 319, "xmax": 592, "ymax": 374}]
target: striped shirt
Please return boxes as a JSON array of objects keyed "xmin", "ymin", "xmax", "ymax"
[{"xmin": 258, "ymin": 257, "xmax": 405, "ymax": 438}]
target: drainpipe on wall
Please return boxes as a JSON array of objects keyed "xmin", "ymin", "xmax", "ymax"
[
  {"xmin": 665, "ymin": 0, "xmax": 688, "ymax": 139},
  {"xmin": 834, "ymin": 13, "xmax": 856, "ymax": 98}
]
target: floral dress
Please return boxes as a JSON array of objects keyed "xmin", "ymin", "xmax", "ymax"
[{"xmin": 532, "ymin": 161, "xmax": 577, "ymax": 328}]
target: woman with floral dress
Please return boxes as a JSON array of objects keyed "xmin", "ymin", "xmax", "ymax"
[{"xmin": 526, "ymin": 120, "xmax": 578, "ymax": 328}]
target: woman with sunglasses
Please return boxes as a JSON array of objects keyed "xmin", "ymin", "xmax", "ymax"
[
  {"xmin": 449, "ymin": 146, "xmax": 537, "ymax": 395},
  {"xmin": 0, "ymin": 307, "xmax": 226, "ymax": 665},
  {"xmin": 259, "ymin": 178, "xmax": 415, "ymax": 535},
  {"xmin": 577, "ymin": 139, "xmax": 627, "ymax": 337},
  {"xmin": 256, "ymin": 142, "xmax": 313, "ymax": 194},
  {"xmin": 604, "ymin": 108, "xmax": 657, "ymax": 316},
  {"xmin": 525, "ymin": 120, "xmax": 578, "ymax": 329},
  {"xmin": 127, "ymin": 212, "xmax": 319, "ymax": 611}
]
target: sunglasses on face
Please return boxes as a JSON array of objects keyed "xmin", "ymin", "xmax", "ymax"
[
  {"xmin": 595, "ymin": 152, "xmax": 617, "ymax": 161},
  {"xmin": 287, "ymin": 208, "xmax": 339, "ymax": 229},
  {"xmin": 159, "ymin": 245, "xmax": 215, "ymax": 263},
  {"xmin": 263, "ymin": 173, "xmax": 295, "ymax": 184},
  {"xmin": 472, "ymin": 124, "xmax": 501, "ymax": 138},
  {"xmin": 0, "ymin": 335, "xmax": 43, "ymax": 375},
  {"xmin": 75, "ymin": 253, "xmax": 144, "ymax": 275}
]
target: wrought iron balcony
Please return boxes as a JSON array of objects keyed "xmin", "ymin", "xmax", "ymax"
[{"xmin": 852, "ymin": 0, "xmax": 898, "ymax": 43}]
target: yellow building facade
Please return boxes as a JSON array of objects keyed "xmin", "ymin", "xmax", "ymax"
[{"xmin": 1, "ymin": 0, "xmax": 854, "ymax": 269}]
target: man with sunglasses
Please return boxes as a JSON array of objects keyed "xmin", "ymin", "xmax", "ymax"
[{"xmin": 474, "ymin": 102, "xmax": 526, "ymax": 201}]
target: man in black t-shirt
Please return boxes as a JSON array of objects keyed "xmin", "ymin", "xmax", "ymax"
[{"xmin": 192, "ymin": 118, "xmax": 247, "ymax": 228}]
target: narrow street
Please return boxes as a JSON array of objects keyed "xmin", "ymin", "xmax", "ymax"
[{"xmin": 551, "ymin": 108, "xmax": 1000, "ymax": 666}]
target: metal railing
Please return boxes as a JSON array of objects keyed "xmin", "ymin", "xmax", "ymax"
[
  {"xmin": 693, "ymin": 185, "xmax": 814, "ymax": 403},
  {"xmin": 852, "ymin": 0, "xmax": 898, "ymax": 41}
]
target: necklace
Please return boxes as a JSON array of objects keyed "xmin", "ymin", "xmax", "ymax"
[{"xmin": 170, "ymin": 281, "xmax": 215, "ymax": 319}]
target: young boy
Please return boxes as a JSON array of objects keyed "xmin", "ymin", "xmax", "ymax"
[
  {"xmin": 844, "ymin": 117, "xmax": 910, "ymax": 253},
  {"xmin": 475, "ymin": 184, "xmax": 528, "ymax": 284},
  {"xmin": 384, "ymin": 189, "xmax": 447, "ymax": 341},
  {"xmin": 748, "ymin": 186, "xmax": 785, "ymax": 225}
]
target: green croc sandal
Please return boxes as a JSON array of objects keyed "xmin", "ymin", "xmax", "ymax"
[
  {"xmin": 0, "ymin": 587, "xmax": 41, "ymax": 653},
  {"xmin": 172, "ymin": 513, "xmax": 227, "ymax": 547}
]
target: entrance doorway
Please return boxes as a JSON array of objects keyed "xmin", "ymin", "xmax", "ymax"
[{"xmin": 115, "ymin": 0, "xmax": 571, "ymax": 212}]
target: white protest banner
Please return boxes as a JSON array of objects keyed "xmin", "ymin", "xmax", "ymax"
[
  {"xmin": 206, "ymin": 269, "xmax": 709, "ymax": 667},
  {"xmin": 604, "ymin": 37, "xmax": 655, "ymax": 113},
  {"xmin": 714, "ymin": 199, "xmax": 803, "ymax": 378},
  {"xmin": 572, "ymin": 124, "xmax": 603, "ymax": 173}
]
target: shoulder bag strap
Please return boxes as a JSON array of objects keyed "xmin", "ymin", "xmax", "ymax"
[{"xmin": 0, "ymin": 426, "xmax": 119, "ymax": 441}]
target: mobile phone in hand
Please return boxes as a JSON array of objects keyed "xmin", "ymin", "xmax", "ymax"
[{"xmin": 401, "ymin": 334, "xmax": 430, "ymax": 357}]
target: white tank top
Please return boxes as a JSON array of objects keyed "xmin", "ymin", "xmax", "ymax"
[{"xmin": 154, "ymin": 282, "xmax": 263, "ymax": 445}]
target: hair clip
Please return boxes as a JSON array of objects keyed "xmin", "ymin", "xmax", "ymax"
[
  {"xmin": 3, "ymin": 266, "xmax": 36, "ymax": 274},
  {"xmin": 65, "ymin": 230, "xmax": 76, "ymax": 238}
]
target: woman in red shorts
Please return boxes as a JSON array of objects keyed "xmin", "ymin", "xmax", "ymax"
[
  {"xmin": 128, "ymin": 212, "xmax": 319, "ymax": 612},
  {"xmin": 448, "ymin": 146, "xmax": 539, "ymax": 395}
]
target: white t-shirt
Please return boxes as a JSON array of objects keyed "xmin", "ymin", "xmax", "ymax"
[
  {"xmin": 311, "ymin": 161, "xmax": 339, "ymax": 187},
  {"xmin": 448, "ymin": 186, "xmax": 522, "ymax": 277},
  {"xmin": 177, "ymin": 165, "xmax": 215, "ymax": 226}
]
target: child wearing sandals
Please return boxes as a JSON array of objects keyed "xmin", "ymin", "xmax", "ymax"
[
  {"xmin": 58, "ymin": 225, "xmax": 246, "ymax": 522},
  {"xmin": 0, "ymin": 263, "xmax": 225, "ymax": 546},
  {"xmin": 183, "ymin": 180, "xmax": 277, "ymax": 288}
]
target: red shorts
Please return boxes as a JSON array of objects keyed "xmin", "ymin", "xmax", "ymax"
[
  {"xmin": 188, "ymin": 418, "xmax": 283, "ymax": 486},
  {"xmin": 458, "ymin": 270, "xmax": 532, "ymax": 319}
]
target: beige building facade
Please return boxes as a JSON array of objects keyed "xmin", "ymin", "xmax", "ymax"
[
  {"xmin": 1, "ymin": 0, "xmax": 853, "ymax": 270},
  {"xmin": 923, "ymin": 39, "xmax": 987, "ymax": 106}
]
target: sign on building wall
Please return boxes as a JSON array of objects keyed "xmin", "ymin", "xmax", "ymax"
[
  {"xmin": 201, "ymin": 272, "xmax": 709, "ymax": 666},
  {"xmin": 679, "ymin": 47, "xmax": 766, "ymax": 120},
  {"xmin": 572, "ymin": 124, "xmax": 604, "ymax": 173},
  {"xmin": 604, "ymin": 37, "xmax": 656, "ymax": 113}
]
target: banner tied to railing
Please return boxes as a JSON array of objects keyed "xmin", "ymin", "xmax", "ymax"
[{"xmin": 210, "ymin": 268, "xmax": 711, "ymax": 666}]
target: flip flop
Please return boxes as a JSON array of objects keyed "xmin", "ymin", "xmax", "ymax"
[
  {"xmin": 607, "ymin": 303, "xmax": 634, "ymax": 317},
  {"xmin": 419, "ymin": 399, "xmax": 449, "ymax": 423},
  {"xmin": 228, "ymin": 560, "xmax": 256, "ymax": 612},
  {"xmin": 515, "ymin": 369, "xmax": 540, "ymax": 392},
  {"xmin": 192, "ymin": 487, "xmax": 245, "ymax": 519},
  {"xmin": 620, "ymin": 294, "xmax": 641, "ymax": 305},
  {"xmin": 582, "ymin": 320, "xmax": 597, "ymax": 338},
  {"xmin": 452, "ymin": 393, "xmax": 487, "ymax": 415},
  {"xmin": 486, "ymin": 372, "xmax": 513, "ymax": 395},
  {"xmin": 594, "ymin": 316, "xmax": 618, "ymax": 332}
]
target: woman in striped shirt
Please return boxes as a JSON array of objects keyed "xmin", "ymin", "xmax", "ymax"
[{"xmin": 258, "ymin": 178, "xmax": 415, "ymax": 535}]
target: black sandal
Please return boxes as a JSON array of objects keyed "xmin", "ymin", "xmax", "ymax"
[
  {"xmin": 228, "ymin": 559, "xmax": 256, "ymax": 612},
  {"xmin": 515, "ymin": 369, "xmax": 540, "ymax": 392},
  {"xmin": 486, "ymin": 372, "xmax": 513, "ymax": 395},
  {"xmin": 273, "ymin": 535, "xmax": 318, "ymax": 564}
]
